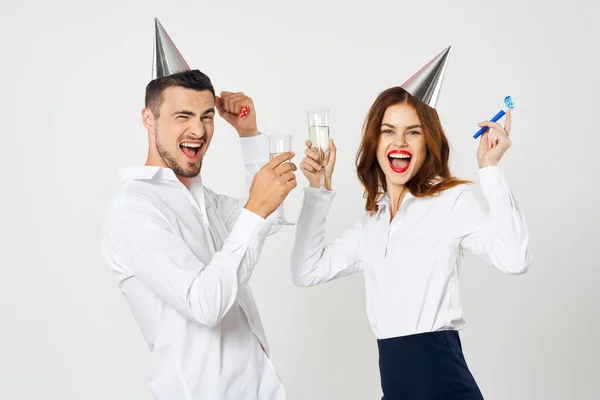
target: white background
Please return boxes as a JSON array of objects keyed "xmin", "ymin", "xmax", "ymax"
[{"xmin": 1, "ymin": 0, "xmax": 598, "ymax": 398}]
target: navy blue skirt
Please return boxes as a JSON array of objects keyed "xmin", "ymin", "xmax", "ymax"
[{"xmin": 377, "ymin": 330, "xmax": 484, "ymax": 399}]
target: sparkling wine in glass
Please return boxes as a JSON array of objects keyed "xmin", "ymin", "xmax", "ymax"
[
  {"xmin": 306, "ymin": 109, "xmax": 330, "ymax": 188},
  {"xmin": 267, "ymin": 134, "xmax": 294, "ymax": 226}
]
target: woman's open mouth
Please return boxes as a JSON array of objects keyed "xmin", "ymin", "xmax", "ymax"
[{"xmin": 388, "ymin": 150, "xmax": 412, "ymax": 173}]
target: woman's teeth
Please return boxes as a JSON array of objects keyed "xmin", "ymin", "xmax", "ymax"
[
  {"xmin": 389, "ymin": 153, "xmax": 411, "ymax": 159},
  {"xmin": 389, "ymin": 154, "xmax": 411, "ymax": 170}
]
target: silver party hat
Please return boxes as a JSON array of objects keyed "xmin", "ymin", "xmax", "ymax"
[
  {"xmin": 401, "ymin": 46, "xmax": 451, "ymax": 108},
  {"xmin": 152, "ymin": 18, "xmax": 190, "ymax": 80}
]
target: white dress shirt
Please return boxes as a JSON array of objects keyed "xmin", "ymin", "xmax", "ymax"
[
  {"xmin": 291, "ymin": 166, "xmax": 532, "ymax": 339},
  {"xmin": 102, "ymin": 134, "xmax": 287, "ymax": 400}
]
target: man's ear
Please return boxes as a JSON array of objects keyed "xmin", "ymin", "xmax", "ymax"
[{"xmin": 142, "ymin": 108, "xmax": 156, "ymax": 133}]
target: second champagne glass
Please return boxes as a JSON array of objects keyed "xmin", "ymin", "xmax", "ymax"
[
  {"xmin": 267, "ymin": 134, "xmax": 294, "ymax": 226},
  {"xmin": 306, "ymin": 108, "xmax": 330, "ymax": 189}
]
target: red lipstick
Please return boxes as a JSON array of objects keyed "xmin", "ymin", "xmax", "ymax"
[{"xmin": 388, "ymin": 150, "xmax": 412, "ymax": 173}]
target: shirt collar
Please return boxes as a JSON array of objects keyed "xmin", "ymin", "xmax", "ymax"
[
  {"xmin": 119, "ymin": 166, "xmax": 164, "ymax": 182},
  {"xmin": 119, "ymin": 166, "xmax": 203, "ymax": 187},
  {"xmin": 376, "ymin": 193, "xmax": 390, "ymax": 208},
  {"xmin": 376, "ymin": 191, "xmax": 415, "ymax": 210},
  {"xmin": 376, "ymin": 175, "xmax": 444, "ymax": 210}
]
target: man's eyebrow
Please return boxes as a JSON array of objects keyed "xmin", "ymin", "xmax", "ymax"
[{"xmin": 171, "ymin": 110, "xmax": 196, "ymax": 116}]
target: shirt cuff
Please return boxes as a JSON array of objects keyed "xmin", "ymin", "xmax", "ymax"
[
  {"xmin": 478, "ymin": 166, "xmax": 510, "ymax": 193},
  {"xmin": 301, "ymin": 186, "xmax": 336, "ymax": 211},
  {"xmin": 478, "ymin": 166, "xmax": 515, "ymax": 217},
  {"xmin": 240, "ymin": 134, "xmax": 269, "ymax": 166},
  {"xmin": 228, "ymin": 208, "xmax": 271, "ymax": 247},
  {"xmin": 304, "ymin": 186, "xmax": 336, "ymax": 197}
]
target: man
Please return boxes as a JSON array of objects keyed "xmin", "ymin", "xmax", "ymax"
[{"xmin": 101, "ymin": 18, "xmax": 295, "ymax": 399}]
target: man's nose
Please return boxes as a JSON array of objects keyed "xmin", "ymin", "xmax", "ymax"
[{"xmin": 190, "ymin": 119, "xmax": 205, "ymax": 138}]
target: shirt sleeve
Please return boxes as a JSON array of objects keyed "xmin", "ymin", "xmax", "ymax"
[
  {"xmin": 290, "ymin": 187, "xmax": 364, "ymax": 286},
  {"xmin": 209, "ymin": 134, "xmax": 282, "ymax": 235},
  {"xmin": 102, "ymin": 203, "xmax": 271, "ymax": 327},
  {"xmin": 453, "ymin": 166, "xmax": 533, "ymax": 275}
]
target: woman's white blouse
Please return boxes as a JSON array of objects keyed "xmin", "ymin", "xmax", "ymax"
[{"xmin": 290, "ymin": 166, "xmax": 532, "ymax": 339}]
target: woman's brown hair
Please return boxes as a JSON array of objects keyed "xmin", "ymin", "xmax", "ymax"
[{"xmin": 356, "ymin": 87, "xmax": 470, "ymax": 214}]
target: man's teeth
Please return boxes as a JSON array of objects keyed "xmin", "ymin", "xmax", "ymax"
[
  {"xmin": 181, "ymin": 143, "xmax": 201, "ymax": 148},
  {"xmin": 389, "ymin": 154, "xmax": 411, "ymax": 159}
]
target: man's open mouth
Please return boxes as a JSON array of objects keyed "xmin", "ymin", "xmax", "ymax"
[{"xmin": 180, "ymin": 142, "xmax": 203, "ymax": 160}]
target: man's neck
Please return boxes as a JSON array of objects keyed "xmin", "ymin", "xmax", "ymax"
[{"xmin": 177, "ymin": 176, "xmax": 192, "ymax": 190}]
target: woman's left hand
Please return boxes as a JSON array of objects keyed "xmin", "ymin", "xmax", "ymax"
[{"xmin": 477, "ymin": 109, "xmax": 512, "ymax": 168}]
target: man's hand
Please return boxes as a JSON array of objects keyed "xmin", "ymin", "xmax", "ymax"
[
  {"xmin": 216, "ymin": 91, "xmax": 258, "ymax": 137},
  {"xmin": 244, "ymin": 152, "xmax": 297, "ymax": 218}
]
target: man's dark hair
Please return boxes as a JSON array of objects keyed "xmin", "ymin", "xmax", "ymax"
[{"xmin": 145, "ymin": 69, "xmax": 215, "ymax": 117}]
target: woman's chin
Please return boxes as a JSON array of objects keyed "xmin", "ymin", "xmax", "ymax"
[
  {"xmin": 387, "ymin": 176, "xmax": 408, "ymax": 188},
  {"xmin": 384, "ymin": 171, "xmax": 412, "ymax": 187}
]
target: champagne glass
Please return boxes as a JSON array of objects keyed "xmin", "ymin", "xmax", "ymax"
[
  {"xmin": 267, "ymin": 134, "xmax": 294, "ymax": 226},
  {"xmin": 306, "ymin": 109, "xmax": 330, "ymax": 189}
]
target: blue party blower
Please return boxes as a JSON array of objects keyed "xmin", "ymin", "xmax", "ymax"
[{"xmin": 473, "ymin": 96, "xmax": 514, "ymax": 139}]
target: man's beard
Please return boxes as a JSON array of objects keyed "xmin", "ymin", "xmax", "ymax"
[{"xmin": 156, "ymin": 140, "xmax": 202, "ymax": 178}]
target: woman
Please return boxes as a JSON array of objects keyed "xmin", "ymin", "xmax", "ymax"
[{"xmin": 290, "ymin": 86, "xmax": 532, "ymax": 399}]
